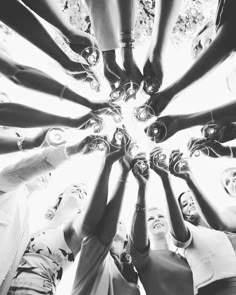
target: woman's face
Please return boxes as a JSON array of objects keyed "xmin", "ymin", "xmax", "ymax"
[
  {"xmin": 147, "ymin": 208, "xmax": 169, "ymax": 238},
  {"xmin": 222, "ymin": 168, "xmax": 236, "ymax": 198},
  {"xmin": 45, "ymin": 183, "xmax": 87, "ymax": 220},
  {"xmin": 179, "ymin": 192, "xmax": 199, "ymax": 221}
]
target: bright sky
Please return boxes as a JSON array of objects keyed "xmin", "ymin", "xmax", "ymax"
[{"xmin": 1, "ymin": 22, "xmax": 236, "ymax": 294}]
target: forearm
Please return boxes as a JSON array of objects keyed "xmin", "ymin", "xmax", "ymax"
[
  {"xmin": 14, "ymin": 67, "xmax": 92, "ymax": 108},
  {"xmin": 162, "ymin": 175, "xmax": 189, "ymax": 242},
  {"xmin": 152, "ymin": 0, "xmax": 183, "ymax": 56},
  {"xmin": 21, "ymin": 0, "xmax": 73, "ymax": 36},
  {"xmin": 178, "ymin": 100, "xmax": 236, "ymax": 131},
  {"xmin": 0, "ymin": 1, "xmax": 72, "ymax": 68},
  {"xmin": 0, "ymin": 135, "xmax": 36, "ymax": 154},
  {"xmin": 168, "ymin": 23, "xmax": 236, "ymax": 98},
  {"xmin": 117, "ymin": 0, "xmax": 137, "ymax": 33},
  {"xmin": 131, "ymin": 185, "xmax": 148, "ymax": 251},
  {"xmin": 80, "ymin": 160, "xmax": 113, "ymax": 235},
  {"xmin": 97, "ymin": 171, "xmax": 129, "ymax": 243},
  {"xmin": 186, "ymin": 176, "xmax": 225, "ymax": 230}
]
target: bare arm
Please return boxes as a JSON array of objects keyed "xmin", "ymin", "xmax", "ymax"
[
  {"xmin": 0, "ymin": 0, "xmax": 83, "ymax": 72},
  {"xmin": 151, "ymin": 0, "xmax": 183, "ymax": 57},
  {"xmin": 97, "ymin": 169, "xmax": 129, "ymax": 245},
  {"xmin": 179, "ymin": 100, "xmax": 236, "ymax": 130},
  {"xmin": 168, "ymin": 150, "xmax": 230, "ymax": 231},
  {"xmin": 70, "ymin": 141, "xmax": 128, "ymax": 243},
  {"xmin": 149, "ymin": 148, "xmax": 189, "ymax": 242},
  {"xmin": 0, "ymin": 103, "xmax": 94, "ymax": 128},
  {"xmin": 186, "ymin": 176, "xmax": 236, "ymax": 232},
  {"xmin": 131, "ymin": 184, "xmax": 148, "ymax": 252},
  {"xmin": 21, "ymin": 0, "xmax": 74, "ymax": 36},
  {"xmin": 161, "ymin": 174, "xmax": 189, "ymax": 242},
  {"xmin": 168, "ymin": 23, "xmax": 236, "ymax": 99},
  {"xmin": 131, "ymin": 155, "xmax": 150, "ymax": 252}
]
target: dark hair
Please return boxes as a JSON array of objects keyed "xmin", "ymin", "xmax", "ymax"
[
  {"xmin": 178, "ymin": 191, "xmax": 199, "ymax": 225},
  {"xmin": 178, "ymin": 192, "xmax": 187, "ymax": 211},
  {"xmin": 111, "ymin": 249, "xmax": 138, "ymax": 285}
]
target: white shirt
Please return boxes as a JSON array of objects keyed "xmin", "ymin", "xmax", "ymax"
[
  {"xmin": 0, "ymin": 146, "xmax": 69, "ymax": 295},
  {"xmin": 172, "ymin": 222, "xmax": 236, "ymax": 291}
]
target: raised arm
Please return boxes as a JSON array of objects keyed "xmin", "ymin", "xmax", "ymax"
[
  {"xmin": 0, "ymin": 0, "xmax": 87, "ymax": 73},
  {"xmin": 150, "ymin": 148, "xmax": 189, "ymax": 243},
  {"xmin": 130, "ymin": 156, "xmax": 149, "ymax": 252},
  {"xmin": 168, "ymin": 150, "xmax": 234, "ymax": 232},
  {"xmin": 0, "ymin": 129, "xmax": 49, "ymax": 154},
  {"xmin": 143, "ymin": 0, "xmax": 183, "ymax": 93},
  {"xmin": 21, "ymin": 0, "xmax": 97, "ymax": 54},
  {"xmin": 0, "ymin": 103, "xmax": 99, "ymax": 128},
  {"xmin": 68, "ymin": 138, "xmax": 128, "ymax": 255},
  {"xmin": 147, "ymin": 20, "xmax": 236, "ymax": 116},
  {"xmin": 96, "ymin": 152, "xmax": 132, "ymax": 244},
  {"xmin": 0, "ymin": 53, "xmax": 109, "ymax": 111},
  {"xmin": 145, "ymin": 100, "xmax": 236, "ymax": 143}
]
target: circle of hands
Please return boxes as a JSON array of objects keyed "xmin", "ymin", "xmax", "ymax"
[{"xmin": 34, "ymin": 45, "xmax": 232, "ymax": 174}]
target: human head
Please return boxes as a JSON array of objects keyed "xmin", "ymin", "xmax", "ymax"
[
  {"xmin": 45, "ymin": 183, "xmax": 87, "ymax": 220},
  {"xmin": 110, "ymin": 220, "xmax": 128, "ymax": 256},
  {"xmin": 191, "ymin": 21, "xmax": 215, "ymax": 59},
  {"xmin": 147, "ymin": 207, "xmax": 169, "ymax": 241},
  {"xmin": 221, "ymin": 168, "xmax": 236, "ymax": 198},
  {"xmin": 178, "ymin": 191, "xmax": 200, "ymax": 225}
]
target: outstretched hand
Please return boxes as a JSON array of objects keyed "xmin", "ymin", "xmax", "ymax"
[
  {"xmin": 144, "ymin": 115, "xmax": 180, "ymax": 143},
  {"xmin": 105, "ymin": 136, "xmax": 130, "ymax": 165},
  {"xmin": 80, "ymin": 112, "xmax": 104, "ymax": 131},
  {"xmin": 143, "ymin": 57, "xmax": 163, "ymax": 95},
  {"xmin": 201, "ymin": 122, "xmax": 236, "ymax": 143},
  {"xmin": 188, "ymin": 137, "xmax": 230, "ymax": 158},
  {"xmin": 132, "ymin": 153, "xmax": 150, "ymax": 187},
  {"xmin": 149, "ymin": 147, "xmax": 169, "ymax": 178},
  {"xmin": 169, "ymin": 150, "xmax": 191, "ymax": 181},
  {"xmin": 120, "ymin": 152, "xmax": 133, "ymax": 173},
  {"xmin": 78, "ymin": 135, "xmax": 108, "ymax": 154},
  {"xmin": 91, "ymin": 102, "xmax": 122, "ymax": 117}
]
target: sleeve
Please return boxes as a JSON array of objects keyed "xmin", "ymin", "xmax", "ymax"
[
  {"xmin": 128, "ymin": 236, "xmax": 150, "ymax": 270},
  {"xmin": 71, "ymin": 234, "xmax": 111, "ymax": 295},
  {"xmin": 171, "ymin": 224, "xmax": 193, "ymax": 249},
  {"xmin": 0, "ymin": 146, "xmax": 69, "ymax": 192}
]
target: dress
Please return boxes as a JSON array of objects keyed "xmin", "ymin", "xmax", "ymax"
[
  {"xmin": 0, "ymin": 146, "xmax": 69, "ymax": 295},
  {"xmin": 8, "ymin": 227, "xmax": 74, "ymax": 295},
  {"xmin": 129, "ymin": 239, "xmax": 194, "ymax": 295},
  {"xmin": 172, "ymin": 222, "xmax": 236, "ymax": 295},
  {"xmin": 71, "ymin": 234, "xmax": 140, "ymax": 295},
  {"xmin": 84, "ymin": 0, "xmax": 120, "ymax": 51},
  {"xmin": 216, "ymin": 0, "xmax": 236, "ymax": 31}
]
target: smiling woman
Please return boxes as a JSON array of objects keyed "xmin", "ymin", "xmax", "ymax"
[{"xmin": 128, "ymin": 157, "xmax": 194, "ymax": 295}]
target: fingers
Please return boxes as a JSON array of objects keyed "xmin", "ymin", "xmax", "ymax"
[{"xmin": 169, "ymin": 150, "xmax": 182, "ymax": 172}]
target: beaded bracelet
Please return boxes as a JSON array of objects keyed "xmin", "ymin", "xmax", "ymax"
[{"xmin": 120, "ymin": 31, "xmax": 135, "ymax": 48}]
